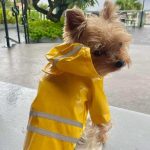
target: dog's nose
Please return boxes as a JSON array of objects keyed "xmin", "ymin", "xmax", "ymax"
[{"xmin": 115, "ymin": 60, "xmax": 125, "ymax": 68}]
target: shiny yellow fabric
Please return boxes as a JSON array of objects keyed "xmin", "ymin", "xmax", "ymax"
[{"xmin": 24, "ymin": 43, "xmax": 111, "ymax": 150}]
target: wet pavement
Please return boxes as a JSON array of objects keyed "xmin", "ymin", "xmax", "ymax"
[
  {"xmin": 128, "ymin": 25, "xmax": 150, "ymax": 45},
  {"xmin": 0, "ymin": 43, "xmax": 52, "ymax": 89},
  {"xmin": 0, "ymin": 28, "xmax": 25, "ymax": 47},
  {"xmin": 0, "ymin": 81, "xmax": 36, "ymax": 150},
  {"xmin": 0, "ymin": 43, "xmax": 150, "ymax": 114},
  {"xmin": 0, "ymin": 81, "xmax": 150, "ymax": 150}
]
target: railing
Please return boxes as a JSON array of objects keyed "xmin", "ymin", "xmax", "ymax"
[
  {"xmin": 87, "ymin": 10, "xmax": 150, "ymax": 27},
  {"xmin": 0, "ymin": 0, "xmax": 29, "ymax": 48},
  {"xmin": 144, "ymin": 10, "xmax": 150, "ymax": 25},
  {"xmin": 1, "ymin": 8, "xmax": 149, "ymax": 27},
  {"xmin": 119, "ymin": 10, "xmax": 140, "ymax": 27}
]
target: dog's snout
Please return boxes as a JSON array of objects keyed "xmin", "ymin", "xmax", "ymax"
[{"xmin": 115, "ymin": 60, "xmax": 125, "ymax": 68}]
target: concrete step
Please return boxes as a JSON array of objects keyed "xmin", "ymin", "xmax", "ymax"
[
  {"xmin": 0, "ymin": 81, "xmax": 150, "ymax": 150},
  {"xmin": 0, "ymin": 40, "xmax": 16, "ymax": 48}
]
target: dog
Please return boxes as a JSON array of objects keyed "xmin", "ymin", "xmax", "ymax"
[
  {"xmin": 63, "ymin": 0, "xmax": 131, "ymax": 149},
  {"xmin": 24, "ymin": 1, "xmax": 131, "ymax": 150}
]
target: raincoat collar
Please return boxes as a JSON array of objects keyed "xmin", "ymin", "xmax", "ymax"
[{"xmin": 43, "ymin": 43, "xmax": 102, "ymax": 79}]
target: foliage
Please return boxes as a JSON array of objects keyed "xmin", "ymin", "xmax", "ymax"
[
  {"xmin": 116, "ymin": 0, "xmax": 142, "ymax": 10},
  {"xmin": 0, "ymin": 8, "xmax": 16, "ymax": 24},
  {"xmin": 28, "ymin": 9, "xmax": 40, "ymax": 21},
  {"xmin": 38, "ymin": 3, "xmax": 49, "ymax": 10},
  {"xmin": 67, "ymin": 0, "xmax": 98, "ymax": 9},
  {"xmin": 29, "ymin": 19, "xmax": 64, "ymax": 41},
  {"xmin": 33, "ymin": 0, "xmax": 98, "ymax": 22},
  {"xmin": 3, "ymin": 0, "xmax": 13, "ymax": 7},
  {"xmin": 0, "ymin": 9, "xmax": 3, "ymax": 23}
]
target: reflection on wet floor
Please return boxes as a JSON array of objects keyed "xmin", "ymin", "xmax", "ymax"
[
  {"xmin": 0, "ymin": 28, "xmax": 25, "ymax": 47},
  {"xmin": 128, "ymin": 25, "xmax": 150, "ymax": 45}
]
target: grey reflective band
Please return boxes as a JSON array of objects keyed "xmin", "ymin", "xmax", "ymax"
[
  {"xmin": 30, "ymin": 110, "xmax": 83, "ymax": 128},
  {"xmin": 53, "ymin": 45, "xmax": 83, "ymax": 66},
  {"xmin": 27, "ymin": 125, "xmax": 79, "ymax": 143}
]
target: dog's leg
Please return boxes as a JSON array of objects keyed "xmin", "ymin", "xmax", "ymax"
[{"xmin": 76, "ymin": 115, "xmax": 112, "ymax": 150}]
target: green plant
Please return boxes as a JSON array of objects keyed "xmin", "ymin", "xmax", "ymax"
[
  {"xmin": 33, "ymin": 0, "xmax": 98, "ymax": 22},
  {"xmin": 6, "ymin": 9, "xmax": 16, "ymax": 24},
  {"xmin": 38, "ymin": 3, "xmax": 49, "ymax": 9},
  {"xmin": 0, "ymin": 8, "xmax": 3, "ymax": 23},
  {"xmin": 28, "ymin": 9, "xmax": 40, "ymax": 21},
  {"xmin": 29, "ymin": 19, "xmax": 64, "ymax": 41},
  {"xmin": 0, "ymin": 8, "xmax": 16, "ymax": 24},
  {"xmin": 116, "ymin": 0, "xmax": 142, "ymax": 10}
]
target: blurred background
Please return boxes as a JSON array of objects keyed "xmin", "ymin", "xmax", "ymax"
[{"xmin": 0, "ymin": 0, "xmax": 150, "ymax": 46}]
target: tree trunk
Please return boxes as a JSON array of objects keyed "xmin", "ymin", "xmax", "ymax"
[{"xmin": 32, "ymin": 0, "xmax": 69, "ymax": 22}]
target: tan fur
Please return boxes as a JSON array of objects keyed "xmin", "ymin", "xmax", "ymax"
[
  {"xmin": 63, "ymin": 0, "xmax": 132, "ymax": 149},
  {"xmin": 63, "ymin": 0, "xmax": 132, "ymax": 76},
  {"xmin": 76, "ymin": 116, "xmax": 112, "ymax": 150}
]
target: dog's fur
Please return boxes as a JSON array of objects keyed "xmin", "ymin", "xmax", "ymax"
[
  {"xmin": 64, "ymin": 1, "xmax": 131, "ymax": 76},
  {"xmin": 63, "ymin": 0, "xmax": 132, "ymax": 149}
]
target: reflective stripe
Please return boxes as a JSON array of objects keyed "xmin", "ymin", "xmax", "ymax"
[
  {"xmin": 27, "ymin": 125, "xmax": 79, "ymax": 143},
  {"xmin": 30, "ymin": 110, "xmax": 83, "ymax": 128},
  {"xmin": 53, "ymin": 45, "xmax": 83, "ymax": 66}
]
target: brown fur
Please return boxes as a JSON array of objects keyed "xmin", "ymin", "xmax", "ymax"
[
  {"xmin": 63, "ymin": 0, "xmax": 132, "ymax": 149},
  {"xmin": 63, "ymin": 0, "xmax": 132, "ymax": 76}
]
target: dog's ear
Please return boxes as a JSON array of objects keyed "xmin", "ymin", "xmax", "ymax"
[
  {"xmin": 100, "ymin": 0, "xmax": 118, "ymax": 21},
  {"xmin": 65, "ymin": 8, "xmax": 86, "ymax": 31}
]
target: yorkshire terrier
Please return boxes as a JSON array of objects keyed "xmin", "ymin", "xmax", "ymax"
[
  {"xmin": 24, "ymin": 1, "xmax": 132, "ymax": 150},
  {"xmin": 63, "ymin": 0, "xmax": 131, "ymax": 149}
]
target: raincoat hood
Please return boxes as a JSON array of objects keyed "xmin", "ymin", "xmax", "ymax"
[{"xmin": 43, "ymin": 43, "xmax": 101, "ymax": 78}]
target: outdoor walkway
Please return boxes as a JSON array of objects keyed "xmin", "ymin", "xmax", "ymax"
[
  {"xmin": 129, "ymin": 25, "xmax": 150, "ymax": 45},
  {"xmin": 0, "ymin": 81, "xmax": 150, "ymax": 150},
  {"xmin": 0, "ymin": 43, "xmax": 150, "ymax": 114},
  {"xmin": 0, "ymin": 27, "xmax": 25, "ymax": 47}
]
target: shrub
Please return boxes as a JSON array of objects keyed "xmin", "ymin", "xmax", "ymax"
[
  {"xmin": 28, "ymin": 10, "xmax": 41, "ymax": 21},
  {"xmin": 0, "ymin": 8, "xmax": 3, "ymax": 24},
  {"xmin": 0, "ymin": 8, "xmax": 17, "ymax": 24},
  {"xmin": 29, "ymin": 19, "xmax": 64, "ymax": 42}
]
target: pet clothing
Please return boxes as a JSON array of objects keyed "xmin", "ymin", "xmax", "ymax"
[{"xmin": 24, "ymin": 43, "xmax": 111, "ymax": 150}]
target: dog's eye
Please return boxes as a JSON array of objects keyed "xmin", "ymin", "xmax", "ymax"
[
  {"xmin": 93, "ymin": 50, "xmax": 106, "ymax": 56},
  {"xmin": 119, "ymin": 42, "xmax": 123, "ymax": 47}
]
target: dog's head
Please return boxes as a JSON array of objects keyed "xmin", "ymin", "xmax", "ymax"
[{"xmin": 63, "ymin": 0, "xmax": 132, "ymax": 76}]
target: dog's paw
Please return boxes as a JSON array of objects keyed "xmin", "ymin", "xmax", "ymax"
[{"xmin": 97, "ymin": 122, "xmax": 112, "ymax": 144}]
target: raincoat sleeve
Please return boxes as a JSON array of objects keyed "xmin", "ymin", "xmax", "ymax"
[{"xmin": 89, "ymin": 77, "xmax": 111, "ymax": 125}]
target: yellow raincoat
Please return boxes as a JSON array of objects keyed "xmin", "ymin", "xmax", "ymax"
[{"xmin": 24, "ymin": 43, "xmax": 111, "ymax": 150}]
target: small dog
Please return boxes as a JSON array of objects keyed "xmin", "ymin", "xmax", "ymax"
[
  {"xmin": 24, "ymin": 1, "xmax": 131, "ymax": 150},
  {"xmin": 64, "ymin": 1, "xmax": 131, "ymax": 77},
  {"xmin": 64, "ymin": 0, "xmax": 131, "ymax": 149}
]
